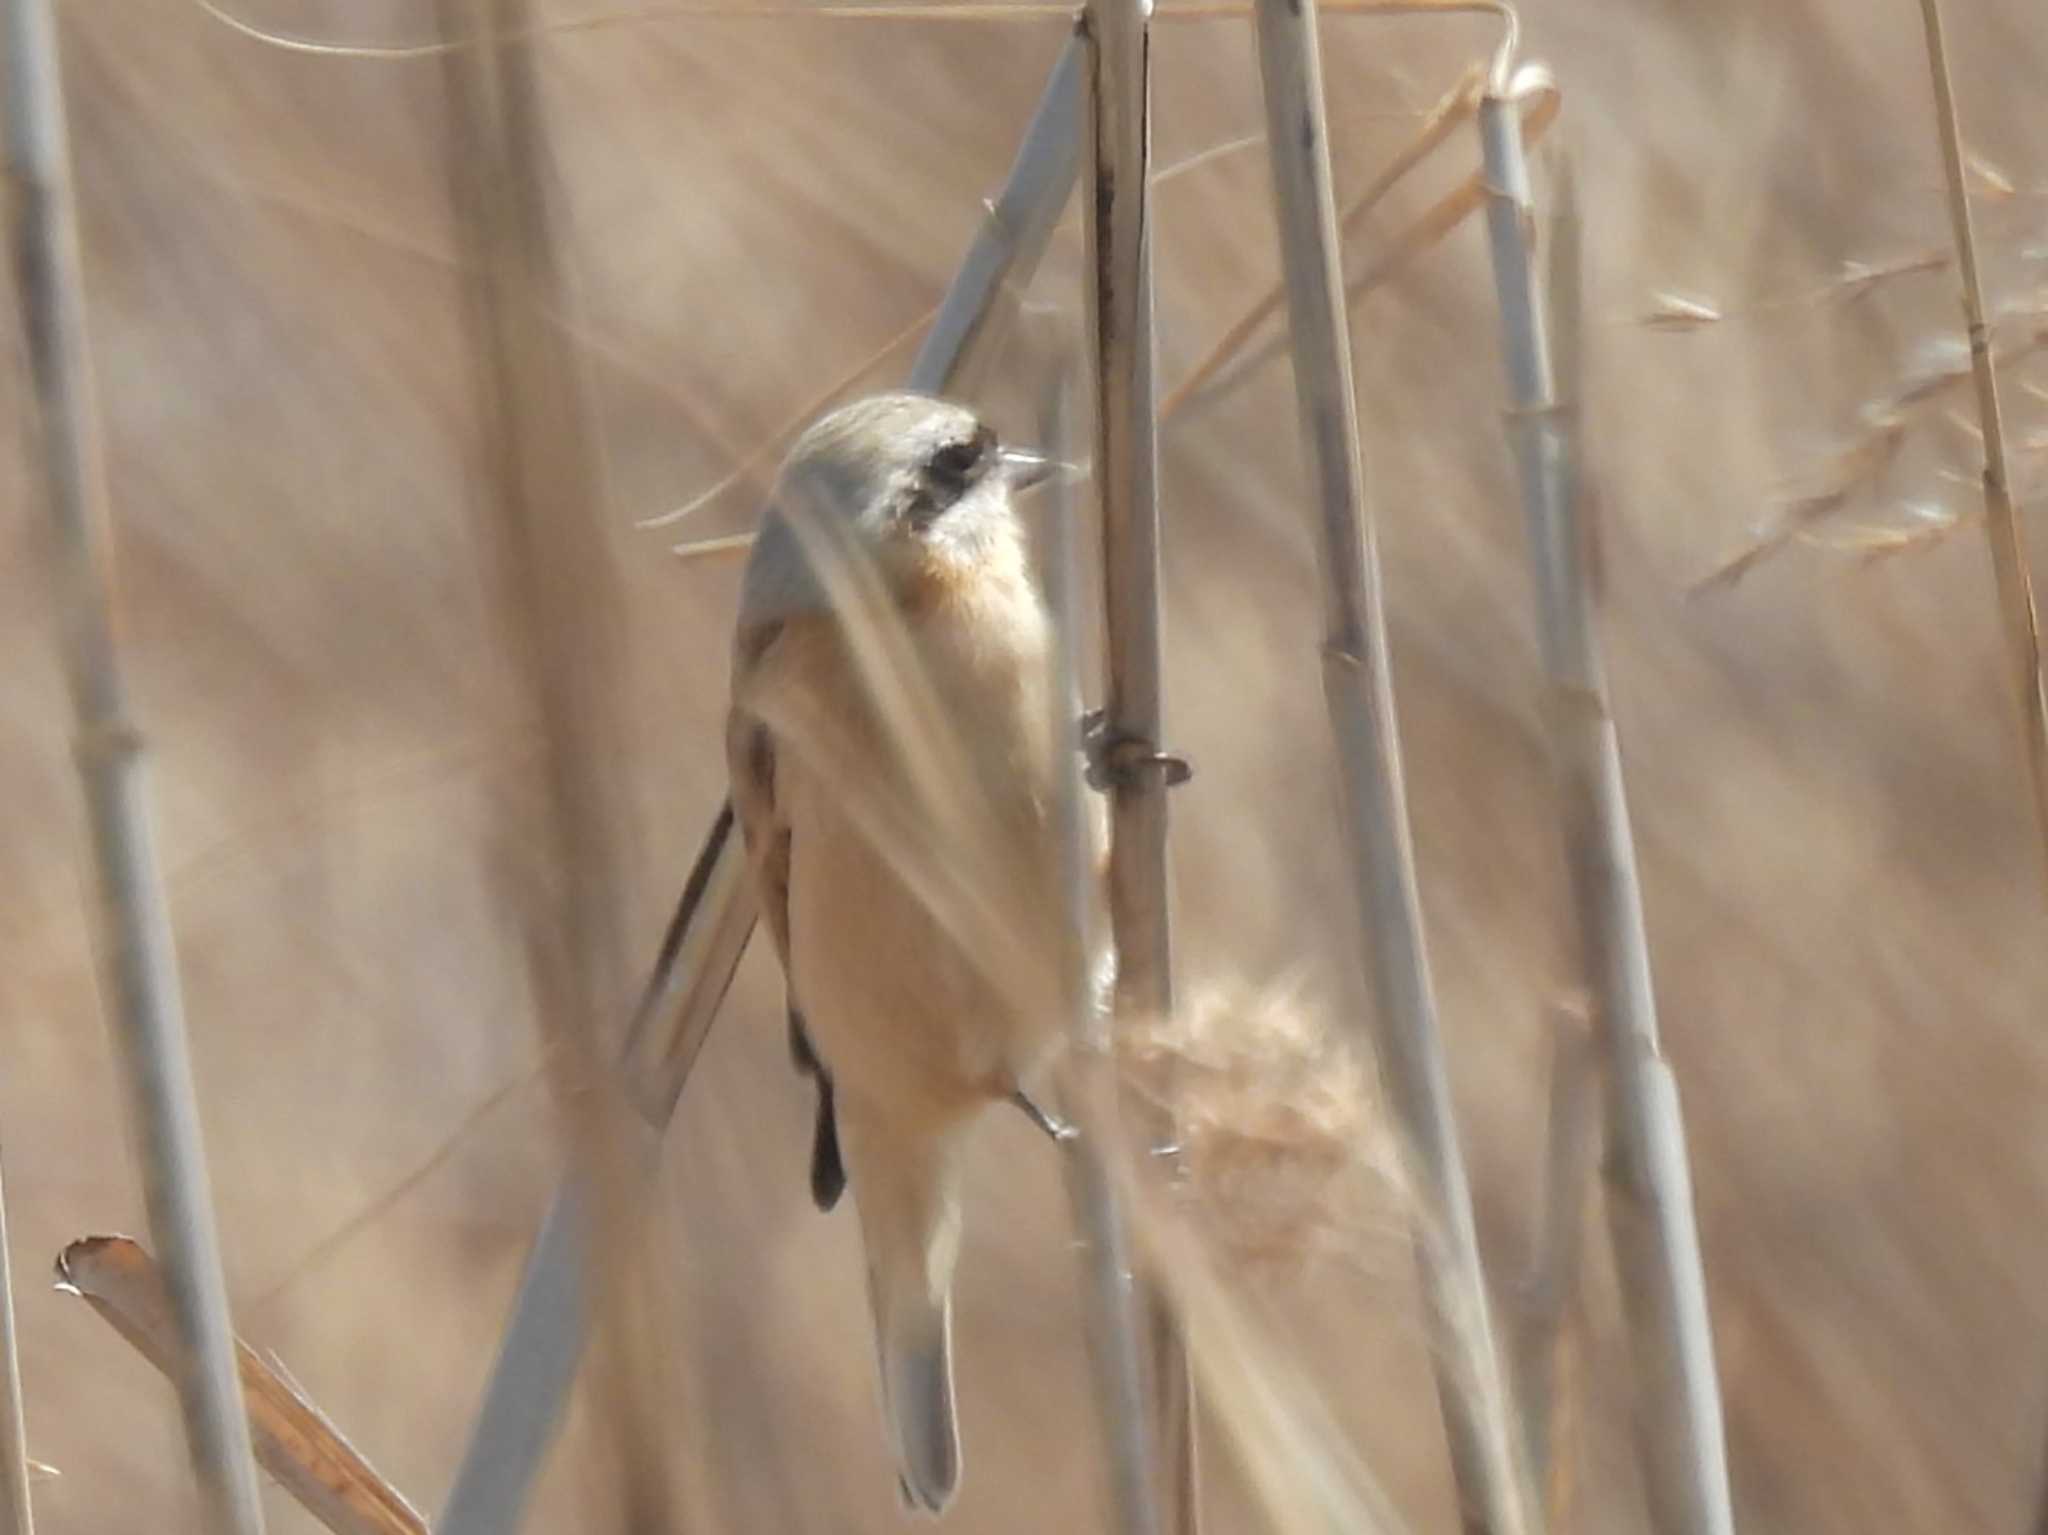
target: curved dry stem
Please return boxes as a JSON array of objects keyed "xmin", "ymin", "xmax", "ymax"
[
  {"xmin": 634, "ymin": 302, "xmax": 938, "ymax": 530},
  {"xmin": 189, "ymin": 0, "xmax": 1517, "ymax": 60},
  {"xmin": 247, "ymin": 1047, "xmax": 554, "ymax": 1314},
  {"xmin": 1165, "ymin": 62, "xmax": 1559, "ymax": 421},
  {"xmin": 1161, "ymin": 57, "xmax": 1487, "ymax": 419}
]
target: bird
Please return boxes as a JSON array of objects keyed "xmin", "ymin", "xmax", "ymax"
[{"xmin": 726, "ymin": 390, "xmax": 1087, "ymax": 1515}]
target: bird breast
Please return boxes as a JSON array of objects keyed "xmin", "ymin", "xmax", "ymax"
[{"xmin": 779, "ymin": 564, "xmax": 1072, "ymax": 1126}]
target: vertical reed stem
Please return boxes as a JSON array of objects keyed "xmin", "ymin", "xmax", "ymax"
[
  {"xmin": 0, "ymin": 1154, "xmax": 31, "ymax": 1535},
  {"xmin": 1475, "ymin": 98, "xmax": 1733, "ymax": 1535},
  {"xmin": 1081, "ymin": 5, "xmax": 1202, "ymax": 1530},
  {"xmin": 1517, "ymin": 1003, "xmax": 1597, "ymax": 1523},
  {"xmin": 1914, "ymin": 0, "xmax": 2048, "ymax": 886},
  {"xmin": 1250, "ymin": 5, "xmax": 1534, "ymax": 1532},
  {"xmin": 433, "ymin": 2, "xmax": 676, "ymax": 1529},
  {"xmin": 1042, "ymin": 367, "xmax": 1165, "ymax": 1535},
  {"xmin": 1, "ymin": 4, "xmax": 267, "ymax": 1531}
]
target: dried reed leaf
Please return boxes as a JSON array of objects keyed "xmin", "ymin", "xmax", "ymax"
[
  {"xmin": 1691, "ymin": 491, "xmax": 1849, "ymax": 594},
  {"xmin": 1817, "ymin": 502, "xmax": 1977, "ymax": 565},
  {"xmin": 1687, "ymin": 310, "xmax": 2048, "ymax": 590},
  {"xmin": 1638, "ymin": 293, "xmax": 1722, "ymax": 331},
  {"xmin": 55, "ymin": 1237, "xmax": 427, "ymax": 1535},
  {"xmin": 1967, "ymin": 149, "xmax": 2016, "ymax": 201},
  {"xmin": 1831, "ymin": 248, "xmax": 1951, "ymax": 301},
  {"xmin": 667, "ymin": 531, "xmax": 760, "ymax": 564}
]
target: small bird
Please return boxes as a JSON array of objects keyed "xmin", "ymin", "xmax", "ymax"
[{"xmin": 726, "ymin": 391, "xmax": 1083, "ymax": 1514}]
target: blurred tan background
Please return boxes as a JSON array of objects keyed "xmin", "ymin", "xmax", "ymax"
[{"xmin": 5, "ymin": 1, "xmax": 2048, "ymax": 1530}]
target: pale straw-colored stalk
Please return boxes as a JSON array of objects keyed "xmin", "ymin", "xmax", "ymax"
[
  {"xmin": 1042, "ymin": 362, "xmax": 1165, "ymax": 1535},
  {"xmin": 1914, "ymin": 0, "xmax": 2048, "ymax": 885},
  {"xmin": 1081, "ymin": 2, "xmax": 1204, "ymax": 1529},
  {"xmin": 1, "ymin": 2, "xmax": 266, "ymax": 1530},
  {"xmin": 1515, "ymin": 1002, "xmax": 1598, "ymax": 1523},
  {"xmin": 0, "ymin": 1154, "xmax": 30, "ymax": 1535},
  {"xmin": 1250, "ymin": 2, "xmax": 1535, "ymax": 1531},
  {"xmin": 1475, "ymin": 99, "xmax": 1732, "ymax": 1535},
  {"xmin": 431, "ymin": 1, "xmax": 677, "ymax": 1527}
]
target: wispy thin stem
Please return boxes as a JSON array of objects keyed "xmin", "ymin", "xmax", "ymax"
[
  {"xmin": 1915, "ymin": 0, "xmax": 2048, "ymax": 887},
  {"xmin": 1, "ymin": 4, "xmax": 267, "ymax": 1531}
]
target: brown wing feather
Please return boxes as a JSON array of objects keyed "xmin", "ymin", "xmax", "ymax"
[{"xmin": 728, "ymin": 625, "xmax": 846, "ymax": 1210}]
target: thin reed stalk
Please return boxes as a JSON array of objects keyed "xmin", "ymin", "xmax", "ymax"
[
  {"xmin": 1914, "ymin": 0, "xmax": 2048, "ymax": 885},
  {"xmin": 431, "ymin": 1, "xmax": 677, "ymax": 1529},
  {"xmin": 0, "ymin": 1154, "xmax": 31, "ymax": 1535},
  {"xmin": 437, "ymin": 31, "xmax": 1090, "ymax": 1515},
  {"xmin": 1250, "ymin": 4, "xmax": 1534, "ymax": 1533},
  {"xmin": 1516, "ymin": 1003, "xmax": 1598, "ymax": 1525},
  {"xmin": 1081, "ymin": 4, "xmax": 1203, "ymax": 1530},
  {"xmin": 1474, "ymin": 107, "xmax": 1732, "ymax": 1535},
  {"xmin": 1041, "ymin": 365, "xmax": 1165, "ymax": 1535},
  {"xmin": 0, "ymin": 4, "xmax": 267, "ymax": 1531},
  {"xmin": 56, "ymin": 1238, "xmax": 425, "ymax": 1535}
]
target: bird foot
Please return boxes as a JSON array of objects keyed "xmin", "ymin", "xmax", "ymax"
[
  {"xmin": 1010, "ymin": 1089, "xmax": 1078, "ymax": 1143},
  {"xmin": 1079, "ymin": 708, "xmax": 1192, "ymax": 792}
]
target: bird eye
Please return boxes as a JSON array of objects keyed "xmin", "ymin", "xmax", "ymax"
[{"xmin": 924, "ymin": 426, "xmax": 995, "ymax": 498}]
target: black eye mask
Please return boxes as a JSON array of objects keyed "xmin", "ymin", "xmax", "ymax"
[{"xmin": 913, "ymin": 424, "xmax": 998, "ymax": 519}]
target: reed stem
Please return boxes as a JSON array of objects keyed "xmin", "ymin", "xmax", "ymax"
[
  {"xmin": 0, "ymin": 1154, "xmax": 32, "ymax": 1535},
  {"xmin": 1475, "ymin": 98, "xmax": 1733, "ymax": 1535},
  {"xmin": 1914, "ymin": 0, "xmax": 2048, "ymax": 887},
  {"xmin": 1250, "ymin": 3, "xmax": 1535, "ymax": 1531},
  {"xmin": 2, "ymin": 4, "xmax": 266, "ymax": 1529},
  {"xmin": 1081, "ymin": 3, "xmax": 1204, "ymax": 1529}
]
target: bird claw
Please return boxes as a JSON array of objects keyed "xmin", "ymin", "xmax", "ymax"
[
  {"xmin": 1078, "ymin": 708, "xmax": 1192, "ymax": 792},
  {"xmin": 1010, "ymin": 1089, "xmax": 1078, "ymax": 1143}
]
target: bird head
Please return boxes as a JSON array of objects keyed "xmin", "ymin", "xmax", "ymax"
[{"xmin": 774, "ymin": 391, "xmax": 1055, "ymax": 576}]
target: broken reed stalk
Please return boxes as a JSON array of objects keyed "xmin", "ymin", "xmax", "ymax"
[
  {"xmin": 1081, "ymin": 3, "xmax": 1203, "ymax": 1531},
  {"xmin": 1474, "ymin": 107, "xmax": 1733, "ymax": 1535},
  {"xmin": 431, "ymin": 2, "xmax": 677, "ymax": 1530},
  {"xmin": 0, "ymin": 1156, "xmax": 31, "ymax": 1535},
  {"xmin": 1250, "ymin": 4, "xmax": 1534, "ymax": 1534},
  {"xmin": 1041, "ymin": 366, "xmax": 1165, "ymax": 1535},
  {"xmin": 435, "ymin": 30, "xmax": 1091, "ymax": 1522},
  {"xmin": 0, "ymin": 4, "xmax": 268, "ymax": 1532},
  {"xmin": 1914, "ymin": 0, "xmax": 2048, "ymax": 885},
  {"xmin": 55, "ymin": 1238, "xmax": 426, "ymax": 1535}
]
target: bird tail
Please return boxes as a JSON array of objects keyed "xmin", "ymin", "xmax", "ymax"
[
  {"xmin": 845, "ymin": 1112, "xmax": 965, "ymax": 1515},
  {"xmin": 879, "ymin": 1282, "xmax": 958, "ymax": 1515}
]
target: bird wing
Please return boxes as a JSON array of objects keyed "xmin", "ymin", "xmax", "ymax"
[{"xmin": 728, "ymin": 621, "xmax": 847, "ymax": 1211}]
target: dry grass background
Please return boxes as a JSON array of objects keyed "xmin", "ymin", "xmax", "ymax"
[{"xmin": 5, "ymin": 0, "xmax": 2048, "ymax": 1530}]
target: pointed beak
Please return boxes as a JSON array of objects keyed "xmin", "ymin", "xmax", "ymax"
[{"xmin": 997, "ymin": 445, "xmax": 1065, "ymax": 495}]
